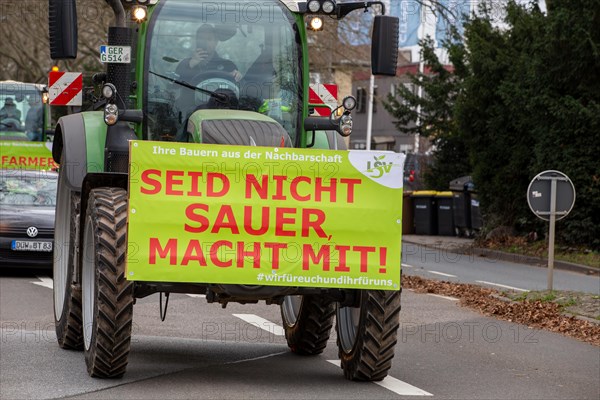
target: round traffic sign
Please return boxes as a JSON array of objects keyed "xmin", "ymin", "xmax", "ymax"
[{"xmin": 527, "ymin": 170, "xmax": 575, "ymax": 221}]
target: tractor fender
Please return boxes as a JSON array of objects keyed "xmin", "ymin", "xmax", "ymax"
[{"xmin": 52, "ymin": 113, "xmax": 87, "ymax": 192}]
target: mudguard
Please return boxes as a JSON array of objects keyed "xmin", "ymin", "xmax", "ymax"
[
  {"xmin": 52, "ymin": 112, "xmax": 107, "ymax": 191},
  {"xmin": 52, "ymin": 113, "xmax": 86, "ymax": 191}
]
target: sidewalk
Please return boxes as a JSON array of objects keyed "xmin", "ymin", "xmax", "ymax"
[{"xmin": 402, "ymin": 234, "xmax": 599, "ymax": 276}]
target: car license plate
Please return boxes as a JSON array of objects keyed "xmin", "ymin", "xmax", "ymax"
[{"xmin": 11, "ymin": 240, "xmax": 53, "ymax": 252}]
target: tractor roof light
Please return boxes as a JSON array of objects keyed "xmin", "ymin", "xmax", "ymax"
[
  {"xmin": 308, "ymin": 16, "xmax": 324, "ymax": 31},
  {"xmin": 307, "ymin": 0, "xmax": 321, "ymax": 13},
  {"xmin": 132, "ymin": 5, "xmax": 147, "ymax": 23},
  {"xmin": 322, "ymin": 0, "xmax": 336, "ymax": 14}
]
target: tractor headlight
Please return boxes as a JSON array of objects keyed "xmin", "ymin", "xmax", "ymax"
[
  {"xmin": 104, "ymin": 103, "xmax": 119, "ymax": 126},
  {"xmin": 308, "ymin": 16, "xmax": 324, "ymax": 31},
  {"xmin": 102, "ymin": 83, "xmax": 116, "ymax": 100}
]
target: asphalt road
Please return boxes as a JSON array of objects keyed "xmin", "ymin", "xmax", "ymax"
[
  {"xmin": 1, "ymin": 269, "xmax": 599, "ymax": 400},
  {"xmin": 402, "ymin": 243, "xmax": 600, "ymax": 294}
]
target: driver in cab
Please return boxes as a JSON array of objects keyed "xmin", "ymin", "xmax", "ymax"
[{"xmin": 176, "ymin": 24, "xmax": 242, "ymax": 83}]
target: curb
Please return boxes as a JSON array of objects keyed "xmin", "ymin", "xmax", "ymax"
[{"xmin": 403, "ymin": 238, "xmax": 599, "ymax": 276}]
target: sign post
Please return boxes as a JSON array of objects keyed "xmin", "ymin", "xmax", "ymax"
[{"xmin": 527, "ymin": 170, "xmax": 575, "ymax": 290}]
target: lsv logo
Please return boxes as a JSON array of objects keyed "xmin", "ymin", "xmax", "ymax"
[{"xmin": 366, "ymin": 155, "xmax": 393, "ymax": 178}]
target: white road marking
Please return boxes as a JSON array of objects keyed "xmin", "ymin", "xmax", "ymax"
[
  {"xmin": 401, "ymin": 263, "xmax": 414, "ymax": 268},
  {"xmin": 476, "ymin": 280, "xmax": 527, "ymax": 292},
  {"xmin": 427, "ymin": 294, "xmax": 459, "ymax": 301},
  {"xmin": 327, "ymin": 360, "xmax": 432, "ymax": 396},
  {"xmin": 32, "ymin": 276, "xmax": 53, "ymax": 289},
  {"xmin": 232, "ymin": 314, "xmax": 285, "ymax": 336},
  {"xmin": 428, "ymin": 270, "xmax": 457, "ymax": 278},
  {"xmin": 186, "ymin": 294, "xmax": 206, "ymax": 298},
  {"xmin": 225, "ymin": 351, "xmax": 288, "ymax": 365}
]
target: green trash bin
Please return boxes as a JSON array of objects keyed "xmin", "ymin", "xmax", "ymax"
[
  {"xmin": 411, "ymin": 191, "xmax": 437, "ymax": 235},
  {"xmin": 436, "ymin": 191, "xmax": 455, "ymax": 236}
]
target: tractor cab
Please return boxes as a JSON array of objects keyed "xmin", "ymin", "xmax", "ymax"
[
  {"xmin": 0, "ymin": 81, "xmax": 49, "ymax": 141},
  {"xmin": 144, "ymin": 0, "xmax": 301, "ymax": 143}
]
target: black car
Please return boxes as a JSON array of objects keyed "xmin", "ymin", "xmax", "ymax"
[{"xmin": 0, "ymin": 169, "xmax": 57, "ymax": 268}]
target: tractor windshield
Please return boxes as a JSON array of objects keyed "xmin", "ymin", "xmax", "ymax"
[
  {"xmin": 0, "ymin": 82, "xmax": 44, "ymax": 140},
  {"xmin": 145, "ymin": 0, "xmax": 302, "ymax": 143}
]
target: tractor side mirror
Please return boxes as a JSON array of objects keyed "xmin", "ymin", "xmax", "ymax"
[
  {"xmin": 49, "ymin": 0, "xmax": 78, "ymax": 59},
  {"xmin": 371, "ymin": 15, "xmax": 399, "ymax": 76}
]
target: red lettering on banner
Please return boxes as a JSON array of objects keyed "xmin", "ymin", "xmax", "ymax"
[
  {"xmin": 264, "ymin": 242, "xmax": 287, "ymax": 269},
  {"xmin": 334, "ymin": 245, "xmax": 351, "ymax": 272},
  {"xmin": 212, "ymin": 205, "xmax": 240, "ymax": 234},
  {"xmin": 181, "ymin": 240, "xmax": 207, "ymax": 266},
  {"xmin": 207, "ymin": 173, "xmax": 230, "ymax": 197},
  {"xmin": 315, "ymin": 178, "xmax": 336, "ymax": 202},
  {"xmin": 244, "ymin": 206, "xmax": 269, "ymax": 236},
  {"xmin": 272, "ymin": 175, "xmax": 287, "ymax": 200},
  {"xmin": 184, "ymin": 204, "xmax": 209, "ymax": 233},
  {"xmin": 187, "ymin": 171, "xmax": 203, "ymax": 196},
  {"xmin": 245, "ymin": 174, "xmax": 268, "ymax": 199},
  {"xmin": 290, "ymin": 176, "xmax": 311, "ymax": 201},
  {"xmin": 141, "ymin": 169, "xmax": 161, "ymax": 194},
  {"xmin": 275, "ymin": 207, "xmax": 295, "ymax": 237},
  {"xmin": 210, "ymin": 240, "xmax": 233, "ymax": 267},
  {"xmin": 301, "ymin": 208, "xmax": 327, "ymax": 238},
  {"xmin": 149, "ymin": 238, "xmax": 177, "ymax": 265},
  {"xmin": 166, "ymin": 170, "xmax": 184, "ymax": 195},
  {"xmin": 302, "ymin": 244, "xmax": 330, "ymax": 271},
  {"xmin": 353, "ymin": 246, "xmax": 376, "ymax": 272},
  {"xmin": 236, "ymin": 242, "xmax": 261, "ymax": 268},
  {"xmin": 340, "ymin": 178, "xmax": 361, "ymax": 203}
]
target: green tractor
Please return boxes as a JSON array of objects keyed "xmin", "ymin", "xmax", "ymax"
[
  {"xmin": 50, "ymin": 0, "xmax": 401, "ymax": 380},
  {"xmin": 0, "ymin": 81, "xmax": 51, "ymax": 142}
]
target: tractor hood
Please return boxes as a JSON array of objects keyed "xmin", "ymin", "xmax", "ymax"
[{"xmin": 186, "ymin": 110, "xmax": 293, "ymax": 147}]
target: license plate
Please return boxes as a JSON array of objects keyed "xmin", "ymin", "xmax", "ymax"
[{"xmin": 11, "ymin": 240, "xmax": 53, "ymax": 252}]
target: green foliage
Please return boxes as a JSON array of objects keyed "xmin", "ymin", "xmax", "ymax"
[
  {"xmin": 463, "ymin": 0, "xmax": 600, "ymax": 248},
  {"xmin": 382, "ymin": 36, "xmax": 471, "ymax": 190},
  {"xmin": 384, "ymin": 0, "xmax": 600, "ymax": 249}
]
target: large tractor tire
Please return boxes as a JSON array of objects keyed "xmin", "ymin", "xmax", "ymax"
[
  {"xmin": 281, "ymin": 295, "xmax": 335, "ymax": 355},
  {"xmin": 336, "ymin": 290, "xmax": 401, "ymax": 381},
  {"xmin": 53, "ymin": 158, "xmax": 83, "ymax": 350},
  {"xmin": 81, "ymin": 187, "xmax": 133, "ymax": 378}
]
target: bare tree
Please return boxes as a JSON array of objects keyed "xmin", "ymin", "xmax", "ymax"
[{"xmin": 0, "ymin": 0, "xmax": 112, "ymax": 83}]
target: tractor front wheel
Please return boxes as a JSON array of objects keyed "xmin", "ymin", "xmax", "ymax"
[
  {"xmin": 53, "ymin": 157, "xmax": 83, "ymax": 350},
  {"xmin": 336, "ymin": 290, "xmax": 401, "ymax": 381},
  {"xmin": 281, "ymin": 295, "xmax": 335, "ymax": 355},
  {"xmin": 81, "ymin": 187, "xmax": 133, "ymax": 378}
]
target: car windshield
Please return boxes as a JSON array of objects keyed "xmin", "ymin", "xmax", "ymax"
[
  {"xmin": 0, "ymin": 172, "xmax": 57, "ymax": 207},
  {"xmin": 145, "ymin": 0, "xmax": 302, "ymax": 143},
  {"xmin": 0, "ymin": 83, "xmax": 44, "ymax": 134}
]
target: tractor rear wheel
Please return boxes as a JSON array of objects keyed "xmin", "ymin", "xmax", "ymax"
[
  {"xmin": 53, "ymin": 157, "xmax": 83, "ymax": 350},
  {"xmin": 81, "ymin": 187, "xmax": 133, "ymax": 378},
  {"xmin": 336, "ymin": 290, "xmax": 401, "ymax": 381},
  {"xmin": 281, "ymin": 295, "xmax": 335, "ymax": 355}
]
